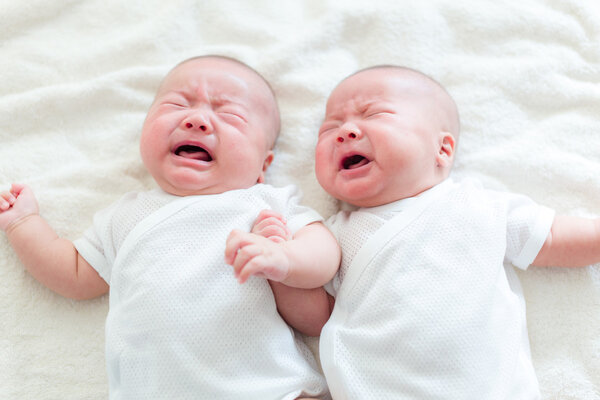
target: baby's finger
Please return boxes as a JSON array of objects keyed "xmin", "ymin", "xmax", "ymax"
[
  {"xmin": 254, "ymin": 216, "xmax": 286, "ymax": 231},
  {"xmin": 0, "ymin": 199, "xmax": 10, "ymax": 211},
  {"xmin": 10, "ymin": 183, "xmax": 26, "ymax": 197},
  {"xmin": 266, "ymin": 235, "xmax": 285, "ymax": 243},
  {"xmin": 254, "ymin": 218, "xmax": 291, "ymax": 241},
  {"xmin": 0, "ymin": 192, "xmax": 15, "ymax": 207},
  {"xmin": 254, "ymin": 209, "xmax": 286, "ymax": 226},
  {"xmin": 238, "ymin": 258, "xmax": 286, "ymax": 284},
  {"xmin": 252, "ymin": 217, "xmax": 277, "ymax": 235},
  {"xmin": 257, "ymin": 221, "xmax": 288, "ymax": 237},
  {"xmin": 232, "ymin": 244, "xmax": 262, "ymax": 277},
  {"xmin": 237, "ymin": 257, "xmax": 266, "ymax": 284},
  {"xmin": 224, "ymin": 229, "xmax": 252, "ymax": 264}
]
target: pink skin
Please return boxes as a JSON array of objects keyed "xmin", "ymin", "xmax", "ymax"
[
  {"xmin": 0, "ymin": 184, "xmax": 38, "ymax": 231},
  {"xmin": 140, "ymin": 57, "xmax": 277, "ymax": 197},
  {"xmin": 225, "ymin": 228, "xmax": 291, "ymax": 284},
  {"xmin": 246, "ymin": 209, "xmax": 336, "ymax": 336},
  {"xmin": 315, "ymin": 68, "xmax": 455, "ymax": 208},
  {"xmin": 224, "ymin": 210, "xmax": 291, "ymax": 283},
  {"xmin": 250, "ymin": 209, "xmax": 291, "ymax": 243},
  {"xmin": 224, "ymin": 210, "xmax": 293, "ymax": 285},
  {"xmin": 224, "ymin": 215, "xmax": 339, "ymax": 288}
]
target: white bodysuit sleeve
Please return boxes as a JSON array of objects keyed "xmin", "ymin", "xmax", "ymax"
[
  {"xmin": 73, "ymin": 199, "xmax": 122, "ymax": 284},
  {"xmin": 264, "ymin": 185, "xmax": 323, "ymax": 235},
  {"xmin": 503, "ymin": 192, "xmax": 555, "ymax": 270}
]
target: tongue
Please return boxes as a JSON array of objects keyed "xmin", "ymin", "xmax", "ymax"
[
  {"xmin": 348, "ymin": 157, "xmax": 369, "ymax": 169},
  {"xmin": 179, "ymin": 150, "xmax": 211, "ymax": 162},
  {"xmin": 344, "ymin": 155, "xmax": 369, "ymax": 170}
]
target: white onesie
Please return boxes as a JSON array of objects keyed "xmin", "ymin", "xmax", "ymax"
[
  {"xmin": 320, "ymin": 178, "xmax": 554, "ymax": 400},
  {"xmin": 74, "ymin": 184, "xmax": 328, "ymax": 400}
]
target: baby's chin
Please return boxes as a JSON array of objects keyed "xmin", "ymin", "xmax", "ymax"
[
  {"xmin": 331, "ymin": 187, "xmax": 405, "ymax": 209},
  {"xmin": 156, "ymin": 178, "xmax": 261, "ymax": 197},
  {"xmin": 324, "ymin": 189, "xmax": 374, "ymax": 208}
]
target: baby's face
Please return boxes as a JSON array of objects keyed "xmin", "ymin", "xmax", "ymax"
[
  {"xmin": 315, "ymin": 69, "xmax": 449, "ymax": 207},
  {"xmin": 140, "ymin": 58, "xmax": 277, "ymax": 196}
]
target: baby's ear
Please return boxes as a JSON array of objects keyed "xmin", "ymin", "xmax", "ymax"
[
  {"xmin": 435, "ymin": 131, "xmax": 455, "ymax": 169},
  {"xmin": 257, "ymin": 151, "xmax": 274, "ymax": 183}
]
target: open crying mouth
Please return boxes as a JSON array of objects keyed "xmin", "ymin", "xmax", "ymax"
[
  {"xmin": 342, "ymin": 154, "xmax": 369, "ymax": 170},
  {"xmin": 174, "ymin": 144, "xmax": 213, "ymax": 162}
]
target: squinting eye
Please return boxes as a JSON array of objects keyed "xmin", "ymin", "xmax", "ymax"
[
  {"xmin": 318, "ymin": 122, "xmax": 339, "ymax": 136},
  {"xmin": 366, "ymin": 110, "xmax": 392, "ymax": 118},
  {"xmin": 161, "ymin": 100, "xmax": 187, "ymax": 108},
  {"xmin": 219, "ymin": 111, "xmax": 247, "ymax": 123}
]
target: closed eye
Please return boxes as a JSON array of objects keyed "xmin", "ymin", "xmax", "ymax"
[
  {"xmin": 164, "ymin": 102, "xmax": 187, "ymax": 108},
  {"xmin": 160, "ymin": 96, "xmax": 189, "ymax": 108},
  {"xmin": 318, "ymin": 121, "xmax": 340, "ymax": 136},
  {"xmin": 217, "ymin": 109, "xmax": 247, "ymax": 123},
  {"xmin": 365, "ymin": 110, "xmax": 393, "ymax": 118}
]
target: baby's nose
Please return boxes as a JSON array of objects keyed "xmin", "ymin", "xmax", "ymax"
[
  {"xmin": 337, "ymin": 130, "xmax": 361, "ymax": 143},
  {"xmin": 185, "ymin": 122, "xmax": 208, "ymax": 131},
  {"xmin": 182, "ymin": 114, "xmax": 212, "ymax": 133}
]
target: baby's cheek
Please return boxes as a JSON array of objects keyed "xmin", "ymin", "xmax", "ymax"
[{"xmin": 315, "ymin": 147, "xmax": 333, "ymax": 175}]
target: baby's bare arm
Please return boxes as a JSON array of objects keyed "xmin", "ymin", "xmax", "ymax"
[
  {"xmin": 532, "ymin": 215, "xmax": 600, "ymax": 267},
  {"xmin": 281, "ymin": 221, "xmax": 341, "ymax": 287},
  {"xmin": 2, "ymin": 184, "xmax": 108, "ymax": 299},
  {"xmin": 244, "ymin": 210, "xmax": 337, "ymax": 335},
  {"xmin": 269, "ymin": 281, "xmax": 334, "ymax": 337},
  {"xmin": 225, "ymin": 221, "xmax": 340, "ymax": 288}
]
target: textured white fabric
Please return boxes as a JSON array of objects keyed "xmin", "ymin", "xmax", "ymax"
[
  {"xmin": 2, "ymin": 2, "xmax": 600, "ymax": 398},
  {"xmin": 321, "ymin": 179, "xmax": 555, "ymax": 399},
  {"xmin": 74, "ymin": 184, "xmax": 327, "ymax": 400}
]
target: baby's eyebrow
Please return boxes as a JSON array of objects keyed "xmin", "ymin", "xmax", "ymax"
[
  {"xmin": 357, "ymin": 99, "xmax": 383, "ymax": 111},
  {"xmin": 210, "ymin": 94, "xmax": 247, "ymax": 105},
  {"xmin": 323, "ymin": 112, "xmax": 342, "ymax": 122},
  {"xmin": 325, "ymin": 98, "xmax": 381, "ymax": 120},
  {"xmin": 163, "ymin": 90, "xmax": 249, "ymax": 109},
  {"xmin": 161, "ymin": 90, "xmax": 187, "ymax": 98}
]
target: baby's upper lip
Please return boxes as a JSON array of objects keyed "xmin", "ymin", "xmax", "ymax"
[{"xmin": 172, "ymin": 140, "xmax": 214, "ymax": 162}]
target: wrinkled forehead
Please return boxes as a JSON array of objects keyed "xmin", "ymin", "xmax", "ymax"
[
  {"xmin": 328, "ymin": 69, "xmax": 428, "ymax": 109},
  {"xmin": 159, "ymin": 58, "xmax": 265, "ymax": 101}
]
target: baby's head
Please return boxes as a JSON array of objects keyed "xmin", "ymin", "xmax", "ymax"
[
  {"xmin": 315, "ymin": 65, "xmax": 460, "ymax": 207},
  {"xmin": 140, "ymin": 55, "xmax": 280, "ymax": 196}
]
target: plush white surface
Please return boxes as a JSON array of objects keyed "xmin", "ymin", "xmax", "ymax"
[{"xmin": 1, "ymin": 1, "xmax": 600, "ymax": 398}]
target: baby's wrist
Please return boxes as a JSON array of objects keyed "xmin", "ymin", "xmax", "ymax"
[{"xmin": 5, "ymin": 213, "xmax": 39, "ymax": 235}]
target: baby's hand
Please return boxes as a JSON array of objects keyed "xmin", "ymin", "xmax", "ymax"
[
  {"xmin": 250, "ymin": 209, "xmax": 291, "ymax": 243},
  {"xmin": 224, "ymin": 230, "xmax": 291, "ymax": 284},
  {"xmin": 0, "ymin": 184, "xmax": 39, "ymax": 232}
]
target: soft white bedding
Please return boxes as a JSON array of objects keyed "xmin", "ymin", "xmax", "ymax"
[{"xmin": 1, "ymin": 1, "xmax": 599, "ymax": 398}]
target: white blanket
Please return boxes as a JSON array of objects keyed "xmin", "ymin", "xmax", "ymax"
[{"xmin": 1, "ymin": 1, "xmax": 599, "ymax": 398}]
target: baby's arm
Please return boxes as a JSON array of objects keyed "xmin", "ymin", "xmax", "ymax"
[
  {"xmin": 268, "ymin": 280, "xmax": 334, "ymax": 336},
  {"xmin": 225, "ymin": 214, "xmax": 340, "ymax": 288},
  {"xmin": 533, "ymin": 215, "xmax": 600, "ymax": 267},
  {"xmin": 0, "ymin": 184, "xmax": 108, "ymax": 299},
  {"xmin": 246, "ymin": 210, "xmax": 336, "ymax": 336}
]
